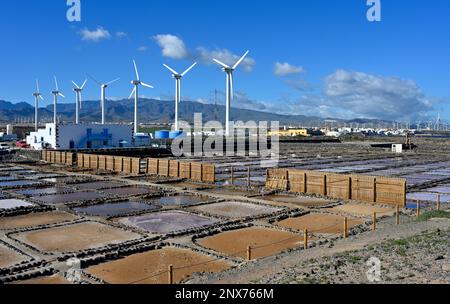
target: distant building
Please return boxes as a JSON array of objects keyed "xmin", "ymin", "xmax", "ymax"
[
  {"xmin": 26, "ymin": 123, "xmax": 134, "ymax": 150},
  {"xmin": 268, "ymin": 128, "xmax": 313, "ymax": 137}
]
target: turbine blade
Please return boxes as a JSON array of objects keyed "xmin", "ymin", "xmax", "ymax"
[
  {"xmin": 128, "ymin": 87, "xmax": 136, "ymax": 99},
  {"xmin": 80, "ymin": 79, "xmax": 88, "ymax": 90},
  {"xmin": 181, "ymin": 62, "xmax": 197, "ymax": 77},
  {"xmin": 163, "ymin": 64, "xmax": 179, "ymax": 75},
  {"xmin": 141, "ymin": 82, "xmax": 154, "ymax": 89},
  {"xmin": 230, "ymin": 73, "xmax": 234, "ymax": 101},
  {"xmin": 39, "ymin": 95, "xmax": 45, "ymax": 101},
  {"xmin": 106, "ymin": 78, "xmax": 120, "ymax": 86},
  {"xmin": 54, "ymin": 76, "xmax": 59, "ymax": 91},
  {"xmin": 72, "ymin": 81, "xmax": 80, "ymax": 89},
  {"xmin": 87, "ymin": 74, "xmax": 101, "ymax": 85},
  {"xmin": 232, "ymin": 50, "xmax": 250, "ymax": 70},
  {"xmin": 58, "ymin": 93, "xmax": 65, "ymax": 98},
  {"xmin": 133, "ymin": 60, "xmax": 140, "ymax": 80},
  {"xmin": 36, "ymin": 79, "xmax": 40, "ymax": 93},
  {"xmin": 213, "ymin": 59, "xmax": 230, "ymax": 69}
]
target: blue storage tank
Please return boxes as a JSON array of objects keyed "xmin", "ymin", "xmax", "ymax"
[
  {"xmin": 169, "ymin": 131, "xmax": 184, "ymax": 139},
  {"xmin": 155, "ymin": 130, "xmax": 170, "ymax": 139}
]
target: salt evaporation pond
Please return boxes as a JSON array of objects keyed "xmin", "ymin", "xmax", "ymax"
[
  {"xmin": 35, "ymin": 191, "xmax": 110, "ymax": 205},
  {"xmin": 0, "ymin": 176, "xmax": 17, "ymax": 182},
  {"xmin": 15, "ymin": 187, "xmax": 73, "ymax": 196},
  {"xmin": 0, "ymin": 181, "xmax": 42, "ymax": 188},
  {"xmin": 73, "ymin": 201, "xmax": 160, "ymax": 217},
  {"xmin": 102, "ymin": 187, "xmax": 156, "ymax": 197},
  {"xmin": 118, "ymin": 211, "xmax": 219, "ymax": 234},
  {"xmin": 73, "ymin": 181, "xmax": 125, "ymax": 190},
  {"xmin": 425, "ymin": 186, "xmax": 450, "ymax": 194},
  {"xmin": 0, "ymin": 199, "xmax": 34, "ymax": 210},
  {"xmin": 148, "ymin": 195, "xmax": 209, "ymax": 207}
]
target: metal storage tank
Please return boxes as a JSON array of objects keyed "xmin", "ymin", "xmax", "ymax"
[{"xmin": 155, "ymin": 130, "xmax": 170, "ymax": 139}]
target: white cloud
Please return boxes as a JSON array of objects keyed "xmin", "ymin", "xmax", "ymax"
[
  {"xmin": 274, "ymin": 62, "xmax": 304, "ymax": 76},
  {"xmin": 197, "ymin": 47, "xmax": 256, "ymax": 72},
  {"xmin": 79, "ymin": 27, "xmax": 111, "ymax": 42},
  {"xmin": 153, "ymin": 34, "xmax": 189, "ymax": 59},
  {"xmin": 116, "ymin": 32, "xmax": 127, "ymax": 38}
]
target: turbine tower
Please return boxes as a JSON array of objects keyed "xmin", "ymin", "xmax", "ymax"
[
  {"xmin": 51, "ymin": 77, "xmax": 65, "ymax": 126},
  {"xmin": 163, "ymin": 62, "xmax": 197, "ymax": 131},
  {"xmin": 71, "ymin": 79, "xmax": 88, "ymax": 125},
  {"xmin": 89, "ymin": 75, "xmax": 120, "ymax": 125},
  {"xmin": 129, "ymin": 60, "xmax": 154, "ymax": 135},
  {"xmin": 32, "ymin": 80, "xmax": 44, "ymax": 132},
  {"xmin": 212, "ymin": 50, "xmax": 250, "ymax": 137}
]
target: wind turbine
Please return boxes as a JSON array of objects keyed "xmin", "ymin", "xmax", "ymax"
[
  {"xmin": 32, "ymin": 80, "xmax": 44, "ymax": 131},
  {"xmin": 212, "ymin": 50, "xmax": 250, "ymax": 137},
  {"xmin": 51, "ymin": 77, "xmax": 65, "ymax": 125},
  {"xmin": 129, "ymin": 60, "xmax": 154, "ymax": 135},
  {"xmin": 71, "ymin": 79, "xmax": 88, "ymax": 125},
  {"xmin": 88, "ymin": 75, "xmax": 120, "ymax": 125},
  {"xmin": 163, "ymin": 62, "xmax": 197, "ymax": 131}
]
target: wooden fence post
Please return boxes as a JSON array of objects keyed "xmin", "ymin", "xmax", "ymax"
[
  {"xmin": 303, "ymin": 172, "xmax": 307, "ymax": 193},
  {"xmin": 416, "ymin": 200, "xmax": 421, "ymax": 218},
  {"xmin": 168, "ymin": 264, "xmax": 174, "ymax": 284},
  {"xmin": 373, "ymin": 178, "xmax": 377, "ymax": 203},
  {"xmin": 322, "ymin": 175, "xmax": 327, "ymax": 196},
  {"xmin": 247, "ymin": 246, "xmax": 252, "ymax": 261},
  {"xmin": 348, "ymin": 177, "xmax": 352, "ymax": 200},
  {"xmin": 343, "ymin": 217, "xmax": 348, "ymax": 239},
  {"xmin": 247, "ymin": 167, "xmax": 251, "ymax": 188},
  {"xmin": 437, "ymin": 194, "xmax": 441, "ymax": 211},
  {"xmin": 304, "ymin": 229, "xmax": 308, "ymax": 250}
]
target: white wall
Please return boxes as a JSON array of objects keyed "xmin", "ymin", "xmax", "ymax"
[{"xmin": 27, "ymin": 123, "xmax": 133, "ymax": 150}]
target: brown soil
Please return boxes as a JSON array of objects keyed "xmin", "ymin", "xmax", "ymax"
[
  {"xmin": 258, "ymin": 195, "xmax": 333, "ymax": 208},
  {"xmin": 277, "ymin": 213, "xmax": 363, "ymax": 234},
  {"xmin": 86, "ymin": 247, "xmax": 232, "ymax": 284},
  {"xmin": 14, "ymin": 222, "xmax": 141, "ymax": 253},
  {"xmin": 12, "ymin": 275, "xmax": 71, "ymax": 285},
  {"xmin": 0, "ymin": 212, "xmax": 78, "ymax": 230},
  {"xmin": 0, "ymin": 244, "xmax": 27, "ymax": 268},
  {"xmin": 329, "ymin": 203, "xmax": 395, "ymax": 217},
  {"xmin": 190, "ymin": 201, "xmax": 281, "ymax": 219},
  {"xmin": 197, "ymin": 227, "xmax": 305, "ymax": 260}
]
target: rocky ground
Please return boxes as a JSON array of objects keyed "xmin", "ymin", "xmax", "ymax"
[{"xmin": 259, "ymin": 227, "xmax": 450, "ymax": 284}]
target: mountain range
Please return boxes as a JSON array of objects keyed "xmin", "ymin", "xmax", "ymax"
[{"xmin": 0, "ymin": 99, "xmax": 388, "ymax": 126}]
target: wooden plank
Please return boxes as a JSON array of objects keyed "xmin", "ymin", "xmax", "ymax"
[
  {"xmin": 169, "ymin": 160, "xmax": 180, "ymax": 177},
  {"xmin": 202, "ymin": 164, "xmax": 215, "ymax": 183},
  {"xmin": 179, "ymin": 162, "xmax": 191, "ymax": 179},
  {"xmin": 190, "ymin": 163, "xmax": 203, "ymax": 182},
  {"xmin": 147, "ymin": 158, "xmax": 159, "ymax": 175},
  {"xmin": 158, "ymin": 159, "xmax": 170, "ymax": 177}
]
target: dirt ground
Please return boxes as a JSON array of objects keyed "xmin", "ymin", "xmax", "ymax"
[
  {"xmin": 86, "ymin": 247, "xmax": 232, "ymax": 284},
  {"xmin": 258, "ymin": 195, "xmax": 333, "ymax": 208},
  {"xmin": 13, "ymin": 222, "xmax": 141, "ymax": 253},
  {"xmin": 329, "ymin": 203, "xmax": 395, "ymax": 217},
  {"xmin": 12, "ymin": 275, "xmax": 72, "ymax": 285},
  {"xmin": 197, "ymin": 227, "xmax": 305, "ymax": 260},
  {"xmin": 0, "ymin": 212, "xmax": 78, "ymax": 230},
  {"xmin": 277, "ymin": 213, "xmax": 364, "ymax": 234},
  {"xmin": 191, "ymin": 201, "xmax": 282, "ymax": 219},
  {"xmin": 0, "ymin": 244, "xmax": 27, "ymax": 268}
]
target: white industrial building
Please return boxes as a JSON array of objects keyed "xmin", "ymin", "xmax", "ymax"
[{"xmin": 26, "ymin": 123, "xmax": 134, "ymax": 150}]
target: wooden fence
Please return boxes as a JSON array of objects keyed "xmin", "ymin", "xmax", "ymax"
[
  {"xmin": 145, "ymin": 158, "xmax": 215, "ymax": 183},
  {"xmin": 266, "ymin": 169, "xmax": 406, "ymax": 207},
  {"xmin": 41, "ymin": 150, "xmax": 75, "ymax": 166},
  {"xmin": 76, "ymin": 153, "xmax": 141, "ymax": 174}
]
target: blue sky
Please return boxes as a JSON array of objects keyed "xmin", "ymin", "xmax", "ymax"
[{"xmin": 0, "ymin": 0, "xmax": 448, "ymax": 121}]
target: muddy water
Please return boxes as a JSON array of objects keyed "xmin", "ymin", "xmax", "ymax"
[
  {"xmin": 119, "ymin": 211, "xmax": 219, "ymax": 234},
  {"xmin": 35, "ymin": 192, "xmax": 110, "ymax": 205},
  {"xmin": 73, "ymin": 201, "xmax": 160, "ymax": 217},
  {"xmin": 148, "ymin": 195, "xmax": 209, "ymax": 207},
  {"xmin": 191, "ymin": 201, "xmax": 282, "ymax": 219}
]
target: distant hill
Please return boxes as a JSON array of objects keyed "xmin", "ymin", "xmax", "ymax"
[{"xmin": 0, "ymin": 98, "xmax": 389, "ymax": 126}]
